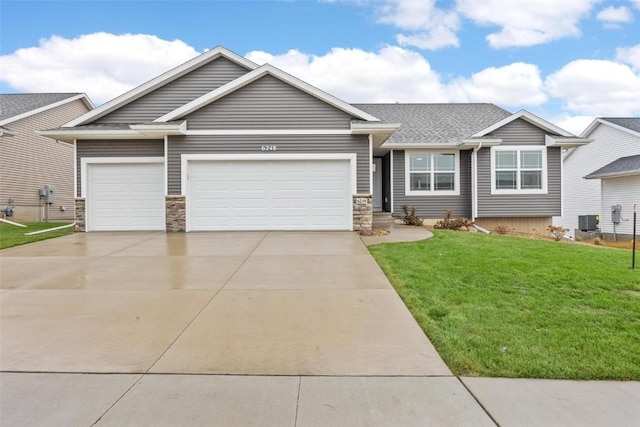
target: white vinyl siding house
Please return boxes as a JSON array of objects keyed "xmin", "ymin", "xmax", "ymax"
[
  {"xmin": 600, "ymin": 176, "xmax": 639, "ymax": 238},
  {"xmin": 554, "ymin": 118, "xmax": 640, "ymax": 237}
]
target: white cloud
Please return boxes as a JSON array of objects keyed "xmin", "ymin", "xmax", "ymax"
[
  {"xmin": 376, "ymin": 0, "xmax": 460, "ymax": 50},
  {"xmin": 449, "ymin": 62, "xmax": 547, "ymax": 106},
  {"xmin": 545, "ymin": 59, "xmax": 640, "ymax": 116},
  {"xmin": 630, "ymin": 0, "xmax": 640, "ymax": 10},
  {"xmin": 596, "ymin": 6, "xmax": 634, "ymax": 23},
  {"xmin": 616, "ymin": 44, "xmax": 640, "ymax": 70},
  {"xmin": 0, "ymin": 33, "xmax": 200, "ymax": 104},
  {"xmin": 246, "ymin": 46, "xmax": 451, "ymax": 103},
  {"xmin": 456, "ymin": 0, "xmax": 600, "ymax": 48},
  {"xmin": 549, "ymin": 114, "xmax": 596, "ymax": 136}
]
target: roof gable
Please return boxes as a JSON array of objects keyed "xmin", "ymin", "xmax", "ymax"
[
  {"xmin": 0, "ymin": 93, "xmax": 93, "ymax": 125},
  {"xmin": 581, "ymin": 117, "xmax": 640, "ymax": 139},
  {"xmin": 184, "ymin": 74, "xmax": 356, "ymax": 129},
  {"xmin": 65, "ymin": 46, "xmax": 257, "ymax": 127},
  {"xmin": 473, "ymin": 110, "xmax": 574, "ymax": 138},
  {"xmin": 155, "ymin": 64, "xmax": 380, "ymax": 123}
]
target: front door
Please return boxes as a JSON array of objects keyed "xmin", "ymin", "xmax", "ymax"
[{"xmin": 373, "ymin": 158, "xmax": 382, "ymax": 212}]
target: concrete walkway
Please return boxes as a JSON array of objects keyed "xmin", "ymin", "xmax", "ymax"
[{"xmin": 1, "ymin": 229, "xmax": 639, "ymax": 426}]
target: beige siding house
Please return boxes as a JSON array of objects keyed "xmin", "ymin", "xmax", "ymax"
[{"xmin": 0, "ymin": 94, "xmax": 93, "ymax": 222}]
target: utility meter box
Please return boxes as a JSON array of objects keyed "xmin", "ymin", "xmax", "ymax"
[
  {"xmin": 44, "ymin": 185, "xmax": 54, "ymax": 204},
  {"xmin": 611, "ymin": 205, "xmax": 622, "ymax": 224}
]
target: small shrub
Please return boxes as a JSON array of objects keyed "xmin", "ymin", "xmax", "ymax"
[
  {"xmin": 401, "ymin": 205, "xmax": 423, "ymax": 226},
  {"xmin": 547, "ymin": 225, "xmax": 569, "ymax": 241},
  {"xmin": 433, "ymin": 209, "xmax": 473, "ymax": 230},
  {"xmin": 492, "ymin": 223, "xmax": 511, "ymax": 235},
  {"xmin": 594, "ymin": 238, "xmax": 602, "ymax": 246}
]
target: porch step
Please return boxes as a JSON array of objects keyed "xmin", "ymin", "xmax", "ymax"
[{"xmin": 372, "ymin": 212, "xmax": 394, "ymax": 230}]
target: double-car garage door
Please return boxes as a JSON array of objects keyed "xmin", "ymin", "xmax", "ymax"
[
  {"xmin": 86, "ymin": 158, "xmax": 352, "ymax": 231},
  {"xmin": 188, "ymin": 159, "xmax": 351, "ymax": 231}
]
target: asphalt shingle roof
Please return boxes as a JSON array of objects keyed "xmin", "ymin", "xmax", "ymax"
[
  {"xmin": 601, "ymin": 118, "xmax": 640, "ymax": 135},
  {"xmin": 353, "ymin": 103, "xmax": 512, "ymax": 145},
  {"xmin": 585, "ymin": 154, "xmax": 640, "ymax": 179},
  {"xmin": 0, "ymin": 93, "xmax": 82, "ymax": 122}
]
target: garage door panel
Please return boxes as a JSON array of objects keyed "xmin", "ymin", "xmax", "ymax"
[
  {"xmin": 88, "ymin": 163, "xmax": 165, "ymax": 231},
  {"xmin": 188, "ymin": 159, "xmax": 351, "ymax": 231}
]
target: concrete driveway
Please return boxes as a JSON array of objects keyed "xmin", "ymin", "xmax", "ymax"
[
  {"xmin": 3, "ymin": 231, "xmax": 639, "ymax": 426},
  {"xmin": 1, "ymin": 231, "xmax": 450, "ymax": 376}
]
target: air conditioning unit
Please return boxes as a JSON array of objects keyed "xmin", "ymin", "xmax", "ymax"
[{"xmin": 578, "ymin": 215, "xmax": 599, "ymax": 231}]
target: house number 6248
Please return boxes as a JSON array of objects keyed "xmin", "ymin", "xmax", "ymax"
[{"xmin": 261, "ymin": 145, "xmax": 277, "ymax": 151}]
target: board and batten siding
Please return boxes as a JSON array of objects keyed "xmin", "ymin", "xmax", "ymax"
[
  {"xmin": 94, "ymin": 57, "xmax": 250, "ymax": 124},
  {"xmin": 0, "ymin": 98, "xmax": 90, "ymax": 221},
  {"xmin": 76, "ymin": 140, "xmax": 164, "ymax": 196},
  {"xmin": 392, "ymin": 150, "xmax": 472, "ymax": 218},
  {"xmin": 185, "ymin": 75, "xmax": 354, "ymax": 130},
  {"xmin": 476, "ymin": 146, "xmax": 562, "ymax": 217},
  {"xmin": 485, "ymin": 118, "xmax": 546, "ymax": 144},
  {"xmin": 599, "ymin": 175, "xmax": 640, "ymax": 236},
  {"xmin": 167, "ymin": 134, "xmax": 369, "ymax": 195}
]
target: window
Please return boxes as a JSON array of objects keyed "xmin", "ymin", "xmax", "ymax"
[
  {"xmin": 406, "ymin": 151, "xmax": 459, "ymax": 195},
  {"xmin": 491, "ymin": 146, "xmax": 546, "ymax": 194}
]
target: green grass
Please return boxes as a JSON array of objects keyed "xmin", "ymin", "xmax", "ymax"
[
  {"xmin": 0, "ymin": 222, "xmax": 75, "ymax": 250},
  {"xmin": 369, "ymin": 230, "xmax": 640, "ymax": 380}
]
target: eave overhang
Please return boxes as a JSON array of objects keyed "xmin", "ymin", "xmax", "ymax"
[
  {"xmin": 459, "ymin": 138, "xmax": 503, "ymax": 149},
  {"xmin": 584, "ymin": 170, "xmax": 640, "ymax": 179},
  {"xmin": 37, "ymin": 121, "xmax": 187, "ymax": 143},
  {"xmin": 545, "ymin": 135, "xmax": 592, "ymax": 148},
  {"xmin": 130, "ymin": 121, "xmax": 187, "ymax": 136}
]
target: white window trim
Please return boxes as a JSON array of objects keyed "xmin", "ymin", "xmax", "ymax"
[
  {"xmin": 490, "ymin": 146, "xmax": 547, "ymax": 195},
  {"xmin": 404, "ymin": 150, "xmax": 460, "ymax": 196}
]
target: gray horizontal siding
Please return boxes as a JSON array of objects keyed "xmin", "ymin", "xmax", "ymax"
[
  {"xmin": 486, "ymin": 118, "xmax": 546, "ymax": 145},
  {"xmin": 392, "ymin": 150, "xmax": 472, "ymax": 218},
  {"xmin": 0, "ymin": 98, "xmax": 89, "ymax": 221},
  {"xmin": 95, "ymin": 58, "xmax": 249, "ymax": 124},
  {"xmin": 186, "ymin": 75, "xmax": 353, "ymax": 130},
  {"xmin": 167, "ymin": 134, "xmax": 369, "ymax": 194},
  {"xmin": 76, "ymin": 139, "xmax": 164, "ymax": 196},
  {"xmin": 477, "ymin": 147, "xmax": 561, "ymax": 217}
]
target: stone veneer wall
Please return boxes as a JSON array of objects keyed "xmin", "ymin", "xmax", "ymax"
[
  {"xmin": 74, "ymin": 198, "xmax": 85, "ymax": 232},
  {"xmin": 166, "ymin": 195, "xmax": 186, "ymax": 232},
  {"xmin": 353, "ymin": 194, "xmax": 373, "ymax": 235}
]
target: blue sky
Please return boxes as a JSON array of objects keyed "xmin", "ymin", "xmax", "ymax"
[{"xmin": 1, "ymin": 0, "xmax": 639, "ymax": 134}]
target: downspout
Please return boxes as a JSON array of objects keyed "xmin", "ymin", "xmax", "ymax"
[{"xmin": 471, "ymin": 142, "xmax": 482, "ymax": 222}]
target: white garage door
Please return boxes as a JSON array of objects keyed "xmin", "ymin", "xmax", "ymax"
[
  {"xmin": 87, "ymin": 162, "xmax": 165, "ymax": 231},
  {"xmin": 188, "ymin": 159, "xmax": 352, "ymax": 231}
]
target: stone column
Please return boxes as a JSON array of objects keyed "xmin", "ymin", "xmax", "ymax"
[
  {"xmin": 166, "ymin": 195, "xmax": 186, "ymax": 232},
  {"xmin": 353, "ymin": 194, "xmax": 373, "ymax": 235},
  {"xmin": 74, "ymin": 198, "xmax": 85, "ymax": 232}
]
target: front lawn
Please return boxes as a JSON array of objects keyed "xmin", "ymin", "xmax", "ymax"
[
  {"xmin": 369, "ymin": 230, "xmax": 640, "ymax": 380},
  {"xmin": 0, "ymin": 222, "xmax": 75, "ymax": 250}
]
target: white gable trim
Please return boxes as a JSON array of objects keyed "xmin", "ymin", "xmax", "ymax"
[
  {"xmin": 64, "ymin": 46, "xmax": 258, "ymax": 127},
  {"xmin": 0, "ymin": 94, "xmax": 93, "ymax": 127},
  {"xmin": 472, "ymin": 110, "xmax": 574, "ymax": 138},
  {"xmin": 581, "ymin": 118, "xmax": 640, "ymax": 139},
  {"xmin": 155, "ymin": 64, "xmax": 381, "ymax": 123}
]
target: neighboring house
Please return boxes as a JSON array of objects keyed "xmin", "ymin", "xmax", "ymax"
[
  {"xmin": 0, "ymin": 93, "xmax": 94, "ymax": 222},
  {"xmin": 584, "ymin": 154, "xmax": 640, "ymax": 241},
  {"xmin": 40, "ymin": 46, "xmax": 589, "ymax": 233},
  {"xmin": 554, "ymin": 118, "xmax": 640, "ymax": 237}
]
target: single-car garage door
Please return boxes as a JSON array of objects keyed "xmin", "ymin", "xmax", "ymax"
[
  {"xmin": 87, "ymin": 162, "xmax": 165, "ymax": 231},
  {"xmin": 187, "ymin": 159, "xmax": 352, "ymax": 231}
]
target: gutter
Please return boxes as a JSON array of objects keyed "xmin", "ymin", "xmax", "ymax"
[{"xmin": 471, "ymin": 142, "xmax": 483, "ymax": 222}]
